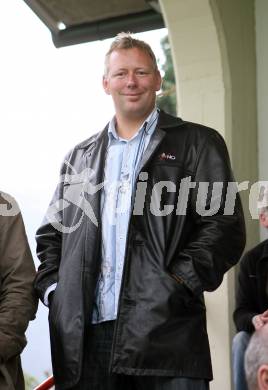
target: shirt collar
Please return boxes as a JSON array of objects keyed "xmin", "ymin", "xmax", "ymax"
[{"xmin": 108, "ymin": 107, "xmax": 159, "ymax": 143}]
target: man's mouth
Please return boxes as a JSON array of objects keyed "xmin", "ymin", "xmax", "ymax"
[{"xmin": 123, "ymin": 93, "xmax": 141, "ymax": 96}]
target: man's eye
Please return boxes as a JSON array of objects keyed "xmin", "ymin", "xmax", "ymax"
[
  {"xmin": 136, "ymin": 70, "xmax": 148, "ymax": 76},
  {"xmin": 115, "ymin": 72, "xmax": 125, "ymax": 77}
]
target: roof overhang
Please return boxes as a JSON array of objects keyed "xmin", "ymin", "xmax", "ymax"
[{"xmin": 23, "ymin": 0, "xmax": 164, "ymax": 47}]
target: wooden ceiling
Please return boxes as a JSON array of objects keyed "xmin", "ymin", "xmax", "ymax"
[{"xmin": 23, "ymin": 0, "xmax": 164, "ymax": 47}]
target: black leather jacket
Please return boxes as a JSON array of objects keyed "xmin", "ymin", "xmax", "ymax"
[
  {"xmin": 35, "ymin": 111, "xmax": 246, "ymax": 389},
  {"xmin": 234, "ymin": 239, "xmax": 268, "ymax": 333}
]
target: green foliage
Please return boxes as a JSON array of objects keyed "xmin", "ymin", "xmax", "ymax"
[
  {"xmin": 157, "ymin": 35, "xmax": 177, "ymax": 116},
  {"xmin": 24, "ymin": 372, "xmax": 38, "ymax": 390},
  {"xmin": 24, "ymin": 370, "xmax": 53, "ymax": 389}
]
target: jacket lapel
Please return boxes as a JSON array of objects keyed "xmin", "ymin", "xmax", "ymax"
[
  {"xmin": 84, "ymin": 128, "xmax": 108, "ymax": 227},
  {"xmin": 136, "ymin": 127, "xmax": 166, "ymax": 175},
  {"xmin": 137, "ymin": 110, "xmax": 183, "ymax": 174}
]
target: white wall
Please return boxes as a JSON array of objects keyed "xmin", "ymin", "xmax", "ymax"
[{"xmin": 159, "ymin": 1, "xmax": 258, "ymax": 389}]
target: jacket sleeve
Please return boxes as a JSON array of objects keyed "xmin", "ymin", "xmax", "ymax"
[
  {"xmin": 0, "ymin": 194, "xmax": 37, "ymax": 363},
  {"xmin": 233, "ymin": 251, "xmax": 259, "ymax": 332},
  {"xmin": 169, "ymin": 130, "xmax": 246, "ymax": 296},
  {"xmin": 34, "ymin": 159, "xmax": 67, "ymax": 304}
]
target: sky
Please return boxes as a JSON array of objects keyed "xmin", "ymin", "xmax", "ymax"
[{"xmin": 0, "ymin": 0, "xmax": 167, "ymax": 382}]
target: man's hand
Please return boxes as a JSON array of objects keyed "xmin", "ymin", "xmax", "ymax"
[{"xmin": 252, "ymin": 310, "xmax": 268, "ymax": 330}]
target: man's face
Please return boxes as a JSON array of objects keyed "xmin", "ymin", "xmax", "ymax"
[
  {"xmin": 259, "ymin": 210, "xmax": 268, "ymax": 228},
  {"xmin": 103, "ymin": 47, "xmax": 162, "ymax": 121}
]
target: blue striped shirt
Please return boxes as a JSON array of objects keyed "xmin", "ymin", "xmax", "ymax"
[{"xmin": 92, "ymin": 108, "xmax": 159, "ymax": 323}]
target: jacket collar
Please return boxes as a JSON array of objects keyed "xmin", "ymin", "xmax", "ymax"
[
  {"xmin": 136, "ymin": 111, "xmax": 184, "ymax": 173},
  {"xmin": 81, "ymin": 110, "xmax": 183, "ymax": 155},
  {"xmin": 260, "ymin": 239, "xmax": 268, "ymax": 260},
  {"xmin": 80, "ymin": 111, "xmax": 184, "ymax": 226},
  {"xmin": 82, "ymin": 110, "xmax": 184, "ymax": 177},
  {"xmin": 157, "ymin": 110, "xmax": 184, "ymax": 129}
]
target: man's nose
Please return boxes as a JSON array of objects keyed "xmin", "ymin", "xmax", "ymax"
[{"xmin": 126, "ymin": 73, "xmax": 137, "ymax": 87}]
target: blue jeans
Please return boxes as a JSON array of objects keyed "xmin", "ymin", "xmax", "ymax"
[
  {"xmin": 232, "ymin": 331, "xmax": 251, "ymax": 390},
  {"xmin": 71, "ymin": 321, "xmax": 209, "ymax": 390}
]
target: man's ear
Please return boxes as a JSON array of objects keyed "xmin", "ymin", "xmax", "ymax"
[
  {"xmin": 155, "ymin": 70, "xmax": 162, "ymax": 92},
  {"xmin": 102, "ymin": 75, "xmax": 110, "ymax": 95},
  {"xmin": 259, "ymin": 212, "xmax": 268, "ymax": 228},
  {"xmin": 257, "ymin": 364, "xmax": 268, "ymax": 389}
]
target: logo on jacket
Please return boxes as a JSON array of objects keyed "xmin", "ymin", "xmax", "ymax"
[{"xmin": 159, "ymin": 152, "xmax": 176, "ymax": 161}]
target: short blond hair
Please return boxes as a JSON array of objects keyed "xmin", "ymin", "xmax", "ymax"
[{"xmin": 104, "ymin": 32, "xmax": 158, "ymax": 75}]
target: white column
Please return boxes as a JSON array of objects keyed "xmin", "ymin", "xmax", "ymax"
[{"xmin": 159, "ymin": 1, "xmax": 258, "ymax": 389}]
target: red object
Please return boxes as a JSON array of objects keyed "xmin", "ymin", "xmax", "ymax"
[{"xmin": 34, "ymin": 376, "xmax": 54, "ymax": 390}]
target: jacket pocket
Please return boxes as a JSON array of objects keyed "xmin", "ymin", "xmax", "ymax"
[{"xmin": 164, "ymin": 270, "xmax": 195, "ymax": 308}]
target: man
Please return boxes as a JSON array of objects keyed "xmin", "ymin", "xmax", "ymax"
[
  {"xmin": 0, "ymin": 191, "xmax": 37, "ymax": 390},
  {"xmin": 245, "ymin": 324, "xmax": 268, "ymax": 390},
  {"xmin": 35, "ymin": 33, "xmax": 245, "ymax": 390},
  {"xmin": 233, "ymin": 204, "xmax": 268, "ymax": 390}
]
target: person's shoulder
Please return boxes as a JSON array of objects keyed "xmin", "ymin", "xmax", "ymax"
[
  {"xmin": 0, "ymin": 191, "xmax": 19, "ymax": 210},
  {"xmin": 242, "ymin": 239, "xmax": 268, "ymax": 264},
  {"xmin": 249, "ymin": 239, "xmax": 268, "ymax": 254},
  {"xmin": 63, "ymin": 126, "xmax": 108, "ymax": 162},
  {"xmin": 0, "ymin": 192, "xmax": 21, "ymax": 229},
  {"xmin": 257, "ymin": 239, "xmax": 268, "ymax": 255},
  {"xmin": 158, "ymin": 110, "xmax": 223, "ymax": 141},
  {"xmin": 0, "ymin": 191, "xmax": 12, "ymax": 205},
  {"xmin": 73, "ymin": 129, "xmax": 104, "ymax": 152}
]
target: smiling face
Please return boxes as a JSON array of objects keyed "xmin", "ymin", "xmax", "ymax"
[{"xmin": 103, "ymin": 47, "xmax": 162, "ymax": 122}]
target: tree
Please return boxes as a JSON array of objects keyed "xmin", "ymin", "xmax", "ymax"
[
  {"xmin": 24, "ymin": 372, "xmax": 38, "ymax": 389},
  {"xmin": 157, "ymin": 35, "xmax": 177, "ymax": 116},
  {"xmin": 24, "ymin": 370, "xmax": 53, "ymax": 390}
]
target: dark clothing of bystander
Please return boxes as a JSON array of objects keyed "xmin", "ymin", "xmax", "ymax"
[{"xmin": 0, "ymin": 192, "xmax": 37, "ymax": 390}]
